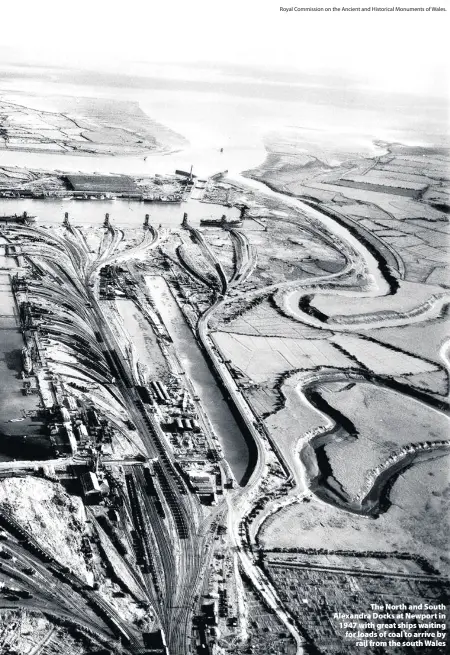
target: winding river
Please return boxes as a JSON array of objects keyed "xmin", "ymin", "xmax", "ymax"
[{"xmin": 1, "ymin": 141, "xmax": 447, "ymax": 509}]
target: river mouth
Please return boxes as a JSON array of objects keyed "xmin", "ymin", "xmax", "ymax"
[{"xmin": 0, "ymin": 140, "xmax": 266, "ymax": 180}]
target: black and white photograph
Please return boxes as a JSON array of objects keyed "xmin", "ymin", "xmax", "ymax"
[{"xmin": 0, "ymin": 1, "xmax": 448, "ymax": 653}]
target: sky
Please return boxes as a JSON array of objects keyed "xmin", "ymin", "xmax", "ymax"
[{"xmin": 0, "ymin": 0, "xmax": 448, "ymax": 99}]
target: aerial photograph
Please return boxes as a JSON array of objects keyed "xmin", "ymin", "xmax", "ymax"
[{"xmin": 0, "ymin": 1, "xmax": 448, "ymax": 654}]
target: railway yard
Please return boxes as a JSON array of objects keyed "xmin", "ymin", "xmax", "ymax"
[{"xmin": 0, "ymin": 142, "xmax": 449, "ymax": 655}]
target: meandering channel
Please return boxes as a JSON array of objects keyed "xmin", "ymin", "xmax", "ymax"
[{"xmin": 216, "ymin": 174, "xmax": 450, "ymax": 524}]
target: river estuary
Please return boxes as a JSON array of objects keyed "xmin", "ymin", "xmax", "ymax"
[
  {"xmin": 0, "ymin": 89, "xmax": 435, "ymax": 492},
  {"xmin": 0, "ymin": 152, "xmax": 396, "ymax": 481}
]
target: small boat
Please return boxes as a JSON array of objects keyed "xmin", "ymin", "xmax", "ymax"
[{"xmin": 9, "ymin": 418, "xmax": 25, "ymax": 423}]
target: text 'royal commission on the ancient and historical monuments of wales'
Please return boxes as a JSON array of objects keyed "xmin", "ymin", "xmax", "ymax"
[{"xmin": 279, "ymin": 6, "xmax": 447, "ymax": 11}]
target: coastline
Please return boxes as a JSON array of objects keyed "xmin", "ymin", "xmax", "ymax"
[
  {"xmin": 0, "ymin": 94, "xmax": 188, "ymax": 161},
  {"xmin": 0, "ymin": 143, "xmax": 185, "ymax": 158}
]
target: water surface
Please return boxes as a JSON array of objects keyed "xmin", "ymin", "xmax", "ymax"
[
  {"xmin": 0, "ymin": 197, "xmax": 239, "ymax": 228},
  {"xmin": 146, "ymin": 275, "xmax": 249, "ymax": 482}
]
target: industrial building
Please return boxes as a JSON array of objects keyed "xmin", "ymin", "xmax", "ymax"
[
  {"xmin": 60, "ymin": 407, "xmax": 71, "ymax": 423},
  {"xmin": 64, "ymin": 174, "xmax": 138, "ymax": 195},
  {"xmin": 64, "ymin": 396, "xmax": 78, "ymax": 411},
  {"xmin": 173, "ymin": 417, "xmax": 199, "ymax": 432},
  {"xmin": 80, "ymin": 471, "xmax": 101, "ymax": 503},
  {"xmin": 187, "ymin": 470, "xmax": 216, "ymax": 496},
  {"xmin": 143, "ymin": 628, "xmax": 169, "ymax": 654},
  {"xmin": 49, "ymin": 423, "xmax": 78, "ymax": 456}
]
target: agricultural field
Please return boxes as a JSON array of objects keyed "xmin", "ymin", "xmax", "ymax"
[
  {"xmin": 211, "ymin": 326, "xmax": 447, "ymax": 395},
  {"xmin": 245, "ymin": 384, "xmax": 284, "ymax": 418},
  {"xmin": 344, "ymin": 215, "xmax": 448, "ymax": 285},
  {"xmin": 0, "ymin": 95, "xmax": 186, "ymax": 155},
  {"xmin": 331, "ymin": 333, "xmax": 447, "ymax": 394},
  {"xmin": 246, "ymin": 136, "xmax": 450, "ymax": 285},
  {"xmin": 210, "ymin": 296, "xmax": 334, "ymax": 340},
  {"xmin": 212, "ymin": 332, "xmax": 351, "ymax": 383},
  {"xmin": 346, "ymin": 207, "xmax": 450, "ymax": 286},
  {"xmin": 243, "ymin": 126, "xmax": 381, "ymax": 197},
  {"xmin": 312, "ymin": 381, "xmax": 450, "ymax": 500},
  {"xmin": 260, "ymin": 452, "xmax": 450, "ymax": 575},
  {"xmin": 365, "ymin": 316, "xmax": 449, "ymax": 366},
  {"xmin": 336, "ymin": 169, "xmax": 431, "ymax": 195}
]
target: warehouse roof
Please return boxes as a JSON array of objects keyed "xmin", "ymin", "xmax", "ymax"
[
  {"xmin": 64, "ymin": 174, "xmax": 138, "ymax": 193},
  {"xmin": 80, "ymin": 471, "xmax": 101, "ymax": 496}
]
